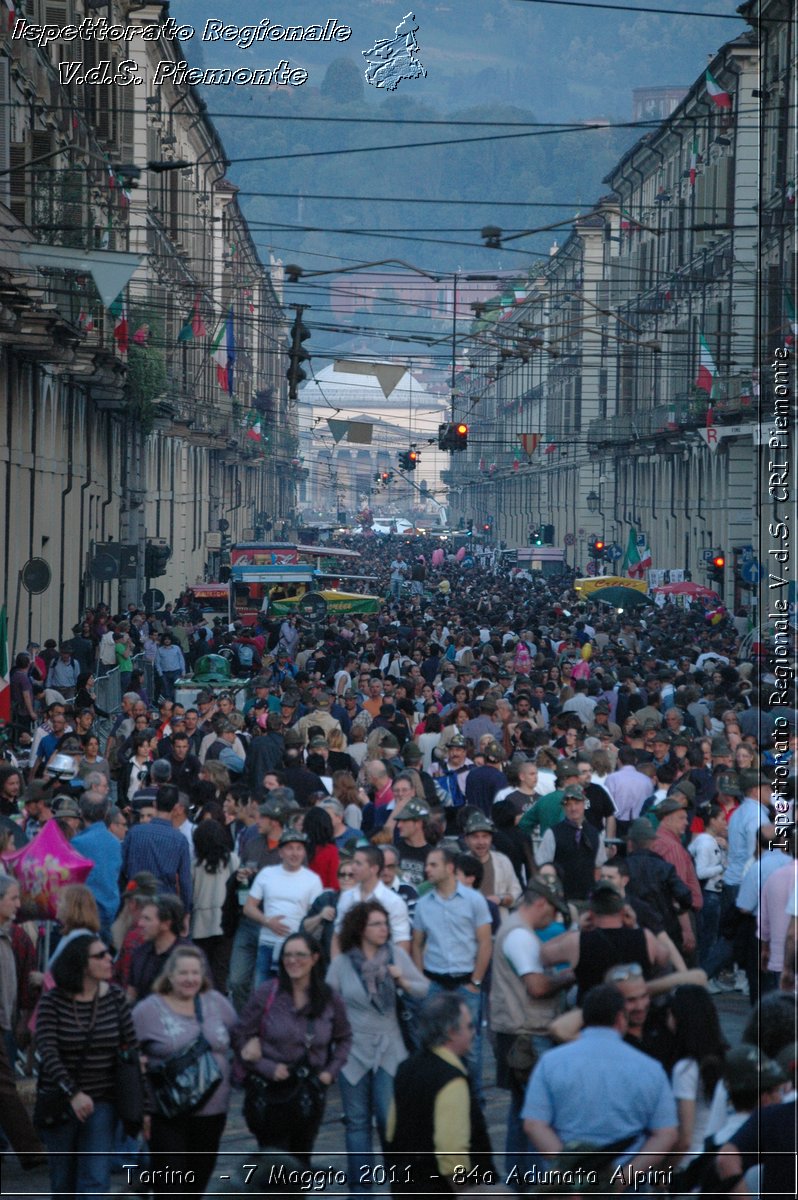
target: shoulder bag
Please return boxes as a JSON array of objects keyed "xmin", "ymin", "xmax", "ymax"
[
  {"xmin": 33, "ymin": 992, "xmax": 98, "ymax": 1129},
  {"xmin": 242, "ymin": 985, "xmax": 325, "ymax": 1141},
  {"xmin": 147, "ymin": 994, "xmax": 222, "ymax": 1119}
]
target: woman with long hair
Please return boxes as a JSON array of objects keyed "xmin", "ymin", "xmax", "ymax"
[
  {"xmin": 333, "ymin": 770, "xmax": 363, "ymax": 830},
  {"xmin": 190, "ymin": 820, "xmax": 240, "ymax": 992},
  {"xmin": 327, "ymin": 900, "xmax": 428, "ymax": 1192},
  {"xmin": 666, "ymin": 985, "xmax": 726, "ymax": 1160},
  {"xmin": 132, "ymin": 945, "xmax": 236, "ymax": 1200},
  {"xmin": 74, "ymin": 672, "xmax": 110, "ymax": 719},
  {"xmin": 0, "ymin": 767, "xmax": 26, "ymax": 849},
  {"xmin": 303, "ymin": 806, "xmax": 340, "ymax": 890},
  {"xmin": 34, "ymin": 933, "xmax": 138, "ymax": 1198},
  {"xmin": 233, "ymin": 932, "xmax": 352, "ymax": 1161}
]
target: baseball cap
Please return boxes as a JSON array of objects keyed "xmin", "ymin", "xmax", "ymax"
[
  {"xmin": 395, "ymin": 799, "xmax": 430, "ymax": 822},
  {"xmin": 463, "ymin": 813, "xmax": 495, "ymax": 835},
  {"xmin": 716, "ymin": 771, "xmax": 742, "ymax": 797},
  {"xmin": 278, "ymin": 828, "xmax": 309, "ymax": 846},
  {"xmin": 525, "ymin": 877, "xmax": 569, "ymax": 919}
]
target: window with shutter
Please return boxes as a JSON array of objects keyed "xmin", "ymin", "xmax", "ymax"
[{"xmin": 9, "ymin": 143, "xmax": 27, "ymax": 224}]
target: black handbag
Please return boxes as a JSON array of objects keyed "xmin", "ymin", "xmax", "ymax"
[
  {"xmin": 242, "ymin": 994, "xmax": 324, "ymax": 1142},
  {"xmin": 148, "ymin": 995, "xmax": 222, "ymax": 1119}
]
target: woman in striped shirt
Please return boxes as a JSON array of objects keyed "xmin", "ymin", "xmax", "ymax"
[{"xmin": 35, "ymin": 933, "xmax": 138, "ymax": 1198}]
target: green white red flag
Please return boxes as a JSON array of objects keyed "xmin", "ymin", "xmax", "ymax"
[
  {"xmin": 695, "ymin": 333, "xmax": 717, "ymax": 396},
  {"xmin": 705, "ymin": 70, "xmax": 732, "ymax": 109}
]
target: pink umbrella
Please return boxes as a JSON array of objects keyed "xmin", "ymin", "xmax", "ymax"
[
  {"xmin": 456, "ymin": 546, "xmax": 466, "ymax": 562},
  {"xmin": 1, "ymin": 820, "xmax": 94, "ymax": 919},
  {"xmin": 431, "ymin": 548, "xmax": 444, "ymax": 567},
  {"xmin": 652, "ymin": 581, "xmax": 718, "ymax": 598}
]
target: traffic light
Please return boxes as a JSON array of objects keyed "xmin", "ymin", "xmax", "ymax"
[
  {"xmin": 531, "ymin": 527, "xmax": 543, "ymax": 546},
  {"xmin": 483, "ymin": 516, "xmax": 493, "ymax": 536},
  {"xmin": 287, "ymin": 310, "xmax": 310, "ymax": 400},
  {"xmin": 398, "ymin": 450, "xmax": 419, "ymax": 471},
  {"xmin": 144, "ymin": 541, "xmax": 171, "ymax": 578},
  {"xmin": 466, "ymin": 518, "xmax": 474, "ymax": 535},
  {"xmin": 589, "ymin": 538, "xmax": 606, "ymax": 560},
  {"xmin": 437, "ymin": 422, "xmax": 469, "ymax": 451},
  {"xmin": 541, "ymin": 524, "xmax": 555, "ymax": 545},
  {"xmin": 709, "ymin": 552, "xmax": 725, "ymax": 581}
]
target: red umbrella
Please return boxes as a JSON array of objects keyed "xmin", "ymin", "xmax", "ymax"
[{"xmin": 652, "ymin": 581, "xmax": 718, "ymax": 598}]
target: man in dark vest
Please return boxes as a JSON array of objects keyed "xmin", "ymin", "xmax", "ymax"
[
  {"xmin": 386, "ymin": 992, "xmax": 494, "ymax": 1193},
  {"xmin": 533, "ymin": 784, "xmax": 606, "ymax": 901}
]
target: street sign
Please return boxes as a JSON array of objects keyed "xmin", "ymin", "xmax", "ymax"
[
  {"xmin": 701, "ymin": 549, "xmax": 715, "ymax": 562},
  {"xmin": 636, "ymin": 533, "xmax": 646, "ymax": 547},
  {"xmin": 584, "ymin": 561, "xmax": 597, "ymax": 576},
  {"xmin": 606, "ymin": 543, "xmax": 623, "ymax": 562},
  {"xmin": 741, "ymin": 560, "xmax": 763, "ymax": 584},
  {"xmin": 564, "ymin": 533, "xmax": 576, "ymax": 546}
]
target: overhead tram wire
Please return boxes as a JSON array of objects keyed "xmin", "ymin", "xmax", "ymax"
[{"xmin": 508, "ymin": 0, "xmax": 748, "ymax": 19}]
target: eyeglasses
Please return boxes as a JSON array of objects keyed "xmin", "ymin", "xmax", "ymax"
[
  {"xmin": 282, "ymin": 951, "xmax": 312, "ymax": 961},
  {"xmin": 606, "ymin": 963, "xmax": 643, "ymax": 982},
  {"xmin": 89, "ymin": 949, "xmax": 112, "ymax": 960}
]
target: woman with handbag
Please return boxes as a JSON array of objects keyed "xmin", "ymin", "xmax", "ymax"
[
  {"xmin": 132, "ymin": 945, "xmax": 236, "ymax": 1200},
  {"xmin": 233, "ymin": 932, "xmax": 352, "ymax": 1162},
  {"xmin": 34, "ymin": 933, "xmax": 139, "ymax": 1199},
  {"xmin": 326, "ymin": 900, "xmax": 429, "ymax": 1192}
]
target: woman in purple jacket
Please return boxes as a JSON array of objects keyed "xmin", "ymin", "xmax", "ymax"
[{"xmin": 233, "ymin": 932, "xmax": 352, "ymax": 1160}]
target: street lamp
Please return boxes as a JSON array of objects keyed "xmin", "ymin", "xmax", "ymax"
[{"xmin": 586, "ymin": 490, "xmax": 600, "ymax": 513}]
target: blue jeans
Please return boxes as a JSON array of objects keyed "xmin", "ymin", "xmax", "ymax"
[
  {"xmin": 428, "ymin": 982, "xmax": 485, "ymax": 1107},
  {"xmin": 41, "ymin": 1099, "xmax": 116, "ymax": 1199},
  {"xmin": 254, "ymin": 941, "xmax": 277, "ymax": 987},
  {"xmin": 339, "ymin": 1067, "xmax": 395, "ymax": 1191},
  {"xmin": 698, "ymin": 889, "xmax": 721, "ymax": 971},
  {"xmin": 504, "ymin": 1034, "xmax": 552, "ymax": 1186},
  {"xmin": 228, "ymin": 917, "xmax": 261, "ymax": 1012}
]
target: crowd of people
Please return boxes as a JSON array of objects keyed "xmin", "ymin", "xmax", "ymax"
[{"xmin": 0, "ymin": 533, "xmax": 795, "ymax": 1197}]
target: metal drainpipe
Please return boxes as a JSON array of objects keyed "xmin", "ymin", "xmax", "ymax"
[
  {"xmin": 58, "ymin": 380, "xmax": 76, "ymax": 638},
  {"xmin": 100, "ymin": 421, "xmax": 115, "ymax": 609},
  {"xmin": 3, "ymin": 353, "xmax": 12, "ymax": 594},
  {"xmin": 670, "ymin": 457, "xmax": 677, "ymax": 521},
  {"xmin": 78, "ymin": 399, "xmax": 92, "ymax": 619}
]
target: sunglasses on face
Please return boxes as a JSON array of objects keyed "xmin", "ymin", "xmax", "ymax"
[{"xmin": 89, "ymin": 949, "xmax": 112, "ymax": 960}]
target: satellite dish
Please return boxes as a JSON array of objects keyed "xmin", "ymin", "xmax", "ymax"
[
  {"xmin": 142, "ymin": 588, "xmax": 165, "ymax": 611},
  {"xmin": 298, "ymin": 592, "xmax": 328, "ymax": 619},
  {"xmin": 90, "ymin": 553, "xmax": 119, "ymax": 582},
  {"xmin": 21, "ymin": 558, "xmax": 52, "ymax": 594}
]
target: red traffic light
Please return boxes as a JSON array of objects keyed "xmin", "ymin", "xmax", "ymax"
[
  {"xmin": 456, "ymin": 423, "xmax": 468, "ymax": 435},
  {"xmin": 595, "ymin": 540, "xmax": 605, "ymax": 552},
  {"xmin": 408, "ymin": 450, "xmax": 418, "ymax": 462},
  {"xmin": 712, "ymin": 554, "xmax": 725, "ymax": 569}
]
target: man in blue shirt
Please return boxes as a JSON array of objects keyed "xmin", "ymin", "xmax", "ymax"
[
  {"xmin": 121, "ymin": 784, "xmax": 192, "ymax": 911},
  {"xmin": 412, "ymin": 845, "xmax": 492, "ymax": 1104},
  {"xmin": 523, "ymin": 984, "xmax": 677, "ymax": 1178},
  {"xmin": 71, "ymin": 792, "xmax": 123, "ymax": 945}
]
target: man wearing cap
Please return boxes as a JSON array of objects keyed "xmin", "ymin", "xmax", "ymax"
[
  {"xmin": 394, "ymin": 793, "xmax": 434, "ymax": 889},
  {"xmin": 332, "ymin": 845, "xmax": 411, "ymax": 953},
  {"xmin": 589, "ymin": 700, "xmax": 621, "ymax": 742},
  {"xmin": 534, "ymin": 785, "xmax": 607, "ymax": 902},
  {"xmin": 432, "ymin": 735, "xmax": 473, "ymax": 811},
  {"xmin": 294, "ymin": 691, "xmax": 345, "ymax": 746},
  {"xmin": 243, "ymin": 829, "xmax": 322, "ymax": 984},
  {"xmin": 490, "ymin": 879, "xmax": 575, "ymax": 1165},
  {"xmin": 650, "ymin": 795, "xmax": 702, "ymax": 957},
  {"xmin": 464, "ymin": 740, "xmax": 508, "ymax": 818},
  {"xmin": 462, "ymin": 813, "xmax": 522, "ymax": 911},
  {"xmin": 228, "ymin": 793, "xmax": 297, "ymax": 1011},
  {"xmin": 244, "ymin": 712, "xmax": 285, "ymax": 790},
  {"xmin": 650, "ymin": 730, "xmax": 672, "ymax": 769}
]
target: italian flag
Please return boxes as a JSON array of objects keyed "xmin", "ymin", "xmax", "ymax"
[
  {"xmin": 5, "ymin": 2, "xmax": 17, "ymax": 32},
  {"xmin": 695, "ymin": 333, "xmax": 717, "ymax": 396},
  {"xmin": 0, "ymin": 604, "xmax": 9, "ymax": 723},
  {"xmin": 705, "ymin": 69, "xmax": 732, "ymax": 110},
  {"xmin": 245, "ymin": 411, "xmax": 262, "ymax": 442},
  {"xmin": 622, "ymin": 529, "xmax": 650, "ymax": 579},
  {"xmin": 689, "ymin": 138, "xmax": 698, "ymax": 188},
  {"xmin": 211, "ymin": 307, "xmax": 235, "ymax": 395},
  {"xmin": 178, "ymin": 293, "xmax": 207, "ymax": 342}
]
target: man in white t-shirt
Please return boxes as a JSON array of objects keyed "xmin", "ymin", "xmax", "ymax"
[
  {"xmin": 490, "ymin": 878, "xmax": 575, "ymax": 1167},
  {"xmin": 332, "ymin": 844, "xmax": 411, "ymax": 953},
  {"xmin": 243, "ymin": 829, "xmax": 322, "ymax": 985}
]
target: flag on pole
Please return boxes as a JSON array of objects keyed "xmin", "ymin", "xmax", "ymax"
[
  {"xmin": 211, "ymin": 307, "xmax": 235, "ymax": 395},
  {"xmin": 622, "ymin": 530, "xmax": 639, "ymax": 578},
  {"xmin": 245, "ymin": 411, "xmax": 262, "ymax": 443},
  {"xmin": 77, "ymin": 307, "xmax": 95, "ymax": 333},
  {"xmin": 620, "ymin": 208, "xmax": 642, "ymax": 232},
  {"xmin": 0, "ymin": 604, "xmax": 10, "ymax": 723},
  {"xmin": 695, "ymin": 333, "xmax": 717, "ymax": 396},
  {"xmin": 705, "ymin": 69, "xmax": 732, "ymax": 109},
  {"xmin": 689, "ymin": 138, "xmax": 699, "ymax": 188},
  {"xmin": 178, "ymin": 294, "xmax": 207, "ymax": 342},
  {"xmin": 519, "ymin": 433, "xmax": 540, "ymax": 456},
  {"xmin": 636, "ymin": 539, "xmax": 652, "ymax": 576}
]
